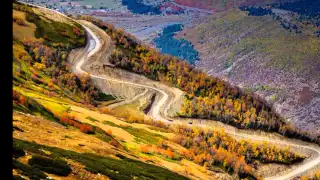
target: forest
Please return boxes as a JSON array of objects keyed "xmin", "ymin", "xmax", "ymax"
[
  {"xmin": 239, "ymin": 6, "xmax": 272, "ymax": 16},
  {"xmin": 121, "ymin": 0, "xmax": 162, "ymax": 15},
  {"xmin": 240, "ymin": 1, "xmax": 320, "ymax": 35},
  {"xmin": 154, "ymin": 24, "xmax": 199, "ymax": 64},
  {"xmin": 273, "ymin": 0, "xmax": 320, "ymax": 17}
]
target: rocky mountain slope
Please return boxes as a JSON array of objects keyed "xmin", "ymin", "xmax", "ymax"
[{"xmin": 177, "ymin": 3, "xmax": 320, "ymax": 137}]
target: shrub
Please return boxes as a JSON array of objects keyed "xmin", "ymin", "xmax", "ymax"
[
  {"xmin": 13, "ymin": 15, "xmax": 26, "ymax": 26},
  {"xmin": 73, "ymin": 27, "xmax": 81, "ymax": 36},
  {"xmin": 80, "ymin": 124, "xmax": 94, "ymax": 134},
  {"xmin": 13, "ymin": 159, "xmax": 48, "ymax": 180},
  {"xmin": 30, "ymin": 74, "xmax": 41, "ymax": 84},
  {"xmin": 100, "ymin": 107, "xmax": 111, "ymax": 114},
  {"xmin": 95, "ymin": 93, "xmax": 115, "ymax": 101},
  {"xmin": 16, "ymin": 18, "xmax": 26, "ymax": 26},
  {"xmin": 28, "ymin": 155, "xmax": 72, "ymax": 176},
  {"xmin": 13, "ymin": 175, "xmax": 25, "ymax": 180},
  {"xmin": 107, "ymin": 129, "xmax": 112, "ymax": 135},
  {"xmin": 13, "ymin": 144, "xmax": 25, "ymax": 158},
  {"xmin": 33, "ymin": 62, "xmax": 46, "ymax": 70},
  {"xmin": 140, "ymin": 145, "xmax": 151, "ymax": 154}
]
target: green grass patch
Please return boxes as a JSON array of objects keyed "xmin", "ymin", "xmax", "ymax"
[
  {"xmin": 28, "ymin": 155, "xmax": 72, "ymax": 176},
  {"xmin": 102, "ymin": 121, "xmax": 121, "ymax": 128},
  {"xmin": 25, "ymin": 11, "xmax": 85, "ymax": 49},
  {"xmin": 148, "ymin": 126, "xmax": 171, "ymax": 133},
  {"xmin": 86, "ymin": 116, "xmax": 99, "ymax": 122},
  {"xmin": 13, "ymin": 138, "xmax": 189, "ymax": 180},
  {"xmin": 121, "ymin": 126, "xmax": 167, "ymax": 145}
]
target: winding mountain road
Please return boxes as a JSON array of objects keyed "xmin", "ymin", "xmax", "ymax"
[
  {"xmin": 18, "ymin": 2, "xmax": 320, "ymax": 179},
  {"xmin": 70, "ymin": 16, "xmax": 320, "ymax": 180}
]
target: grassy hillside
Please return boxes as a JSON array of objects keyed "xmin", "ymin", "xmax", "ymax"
[
  {"xmin": 192, "ymin": 8, "xmax": 319, "ymax": 78},
  {"xmin": 173, "ymin": 0, "xmax": 291, "ymax": 11},
  {"xmin": 12, "ymin": 2, "xmax": 192, "ymax": 180},
  {"xmin": 179, "ymin": 7, "xmax": 320, "ymax": 137}
]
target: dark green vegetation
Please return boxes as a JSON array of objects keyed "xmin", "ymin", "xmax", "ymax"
[
  {"xmin": 13, "ymin": 159, "xmax": 48, "ymax": 180},
  {"xmin": 13, "ymin": 139, "xmax": 189, "ymax": 180},
  {"xmin": 273, "ymin": 0, "xmax": 320, "ymax": 35},
  {"xmin": 95, "ymin": 92, "xmax": 115, "ymax": 101},
  {"xmin": 13, "ymin": 142, "xmax": 26, "ymax": 158},
  {"xmin": 154, "ymin": 24, "xmax": 199, "ymax": 64},
  {"xmin": 241, "ymin": 0, "xmax": 320, "ymax": 34},
  {"xmin": 240, "ymin": 6, "xmax": 272, "ymax": 16},
  {"xmin": 273, "ymin": 0, "xmax": 320, "ymax": 18},
  {"xmin": 28, "ymin": 155, "xmax": 72, "ymax": 176},
  {"xmin": 103, "ymin": 120, "xmax": 121, "ymax": 127},
  {"xmin": 86, "ymin": 116, "xmax": 99, "ymax": 122},
  {"xmin": 122, "ymin": 0, "xmax": 161, "ymax": 15},
  {"xmin": 81, "ymin": 16, "xmax": 319, "ymax": 145},
  {"xmin": 13, "ymin": 175, "xmax": 26, "ymax": 180}
]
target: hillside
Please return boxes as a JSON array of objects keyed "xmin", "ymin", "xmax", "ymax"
[
  {"xmin": 12, "ymin": 1, "xmax": 320, "ymax": 180},
  {"xmin": 173, "ymin": 0, "xmax": 294, "ymax": 11},
  {"xmin": 176, "ymin": 6, "xmax": 320, "ymax": 137},
  {"xmin": 12, "ymin": 3, "xmax": 191, "ymax": 180}
]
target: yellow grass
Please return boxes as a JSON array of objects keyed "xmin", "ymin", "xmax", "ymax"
[
  {"xmin": 111, "ymin": 103, "xmax": 147, "ymax": 120},
  {"xmin": 69, "ymin": 106, "xmax": 136, "ymax": 143},
  {"xmin": 13, "ymin": 113, "xmax": 116, "ymax": 157},
  {"xmin": 13, "ymin": 10, "xmax": 38, "ymax": 41},
  {"xmin": 180, "ymin": 159, "xmax": 220, "ymax": 180},
  {"xmin": 133, "ymin": 123, "xmax": 176, "ymax": 139},
  {"xmin": 152, "ymin": 157, "xmax": 218, "ymax": 180}
]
